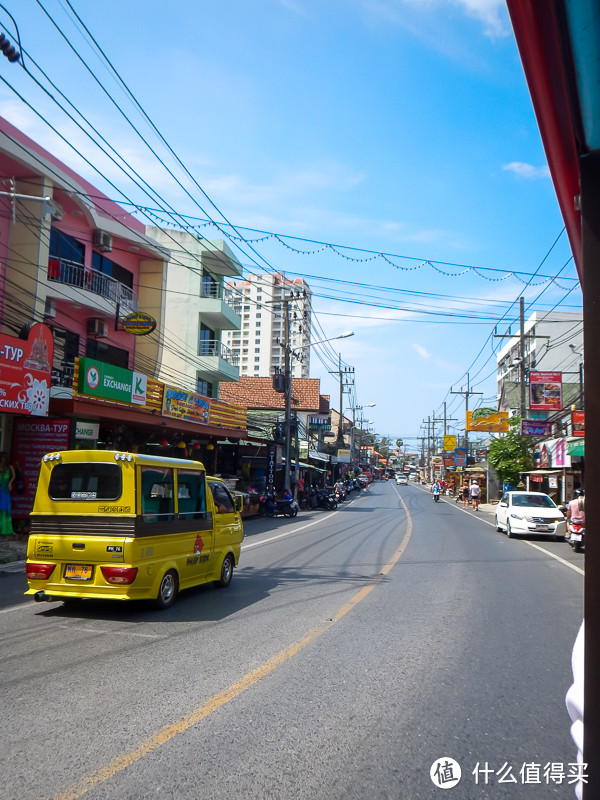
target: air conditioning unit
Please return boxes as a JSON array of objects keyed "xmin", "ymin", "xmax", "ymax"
[
  {"xmin": 87, "ymin": 318, "xmax": 108, "ymax": 338},
  {"xmin": 93, "ymin": 229, "xmax": 113, "ymax": 252},
  {"xmin": 44, "ymin": 298, "xmax": 56, "ymax": 318}
]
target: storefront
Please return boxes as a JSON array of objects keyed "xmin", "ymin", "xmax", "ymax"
[{"xmin": 9, "ymin": 355, "xmax": 247, "ymax": 527}]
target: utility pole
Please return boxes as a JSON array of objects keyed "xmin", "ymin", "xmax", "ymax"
[
  {"xmin": 331, "ymin": 358, "xmax": 355, "ymax": 478},
  {"xmin": 493, "ymin": 296, "xmax": 550, "ymax": 418},
  {"xmin": 283, "ymin": 295, "xmax": 293, "ymax": 494},
  {"xmin": 450, "ymin": 373, "xmax": 483, "ymax": 466}
]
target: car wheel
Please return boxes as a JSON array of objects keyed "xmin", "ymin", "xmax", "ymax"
[
  {"xmin": 216, "ymin": 553, "xmax": 234, "ymax": 588},
  {"xmin": 506, "ymin": 522, "xmax": 515, "ymax": 538},
  {"xmin": 155, "ymin": 569, "xmax": 178, "ymax": 609},
  {"xmin": 495, "ymin": 516, "xmax": 502, "ymax": 532}
]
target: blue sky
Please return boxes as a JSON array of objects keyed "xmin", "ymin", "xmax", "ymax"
[{"xmin": 0, "ymin": 0, "xmax": 581, "ymax": 447}]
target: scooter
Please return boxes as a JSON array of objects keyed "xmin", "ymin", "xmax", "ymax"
[
  {"xmin": 433, "ymin": 491, "xmax": 440, "ymax": 503},
  {"xmin": 317, "ymin": 490, "xmax": 337, "ymax": 510},
  {"xmin": 568, "ymin": 520, "xmax": 585, "ymax": 552}
]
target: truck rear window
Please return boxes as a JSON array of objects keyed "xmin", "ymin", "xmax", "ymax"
[{"xmin": 48, "ymin": 463, "xmax": 122, "ymax": 500}]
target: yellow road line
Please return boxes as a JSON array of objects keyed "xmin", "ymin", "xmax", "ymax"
[{"xmin": 52, "ymin": 492, "xmax": 412, "ymax": 800}]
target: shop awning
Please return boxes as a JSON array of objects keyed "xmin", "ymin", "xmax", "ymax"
[{"xmin": 522, "ymin": 469, "xmax": 562, "ymax": 475}]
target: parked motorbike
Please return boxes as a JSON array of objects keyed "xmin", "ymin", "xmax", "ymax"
[
  {"xmin": 317, "ymin": 490, "xmax": 338, "ymax": 510},
  {"xmin": 258, "ymin": 494, "xmax": 298, "ymax": 517},
  {"xmin": 568, "ymin": 520, "xmax": 585, "ymax": 552}
]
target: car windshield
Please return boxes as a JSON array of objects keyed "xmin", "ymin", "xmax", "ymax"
[{"xmin": 511, "ymin": 494, "xmax": 556, "ymax": 509}]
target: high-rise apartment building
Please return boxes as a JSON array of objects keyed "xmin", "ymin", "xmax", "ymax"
[{"xmin": 224, "ymin": 273, "xmax": 312, "ymax": 378}]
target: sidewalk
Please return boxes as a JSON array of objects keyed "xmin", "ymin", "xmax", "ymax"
[{"xmin": 0, "ymin": 535, "xmax": 28, "ymax": 574}]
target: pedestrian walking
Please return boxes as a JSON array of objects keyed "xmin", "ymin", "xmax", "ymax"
[
  {"xmin": 461, "ymin": 482, "xmax": 470, "ymax": 509},
  {"xmin": 470, "ymin": 480, "xmax": 481, "ymax": 511},
  {"xmin": 0, "ymin": 452, "xmax": 15, "ymax": 536}
]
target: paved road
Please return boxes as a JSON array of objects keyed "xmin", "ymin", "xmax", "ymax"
[{"xmin": 0, "ymin": 482, "xmax": 583, "ymax": 799}]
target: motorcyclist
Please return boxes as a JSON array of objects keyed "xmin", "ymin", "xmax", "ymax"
[
  {"xmin": 566, "ymin": 489, "xmax": 585, "ymax": 528},
  {"xmin": 432, "ymin": 481, "xmax": 441, "ymax": 500}
]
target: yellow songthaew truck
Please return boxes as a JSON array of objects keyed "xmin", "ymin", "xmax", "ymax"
[{"xmin": 25, "ymin": 450, "xmax": 243, "ymax": 609}]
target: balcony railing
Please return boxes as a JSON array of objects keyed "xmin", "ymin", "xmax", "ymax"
[
  {"xmin": 199, "ymin": 339, "xmax": 239, "ymax": 366},
  {"xmin": 202, "ymin": 283, "xmax": 240, "ymax": 309},
  {"xmin": 48, "ymin": 258, "xmax": 137, "ymax": 312}
]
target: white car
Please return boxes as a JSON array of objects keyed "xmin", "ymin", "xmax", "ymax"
[
  {"xmin": 395, "ymin": 474, "xmax": 408, "ymax": 485},
  {"xmin": 495, "ymin": 491, "xmax": 566, "ymax": 540}
]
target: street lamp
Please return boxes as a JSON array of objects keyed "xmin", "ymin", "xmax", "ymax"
[{"xmin": 283, "ymin": 330, "xmax": 355, "ymax": 494}]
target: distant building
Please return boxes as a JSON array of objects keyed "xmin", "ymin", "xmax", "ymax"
[
  {"xmin": 224, "ymin": 273, "xmax": 311, "ymax": 379},
  {"xmin": 496, "ymin": 310, "xmax": 583, "ymax": 414}
]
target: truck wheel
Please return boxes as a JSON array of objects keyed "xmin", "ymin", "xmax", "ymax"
[
  {"xmin": 155, "ymin": 569, "xmax": 178, "ymax": 609},
  {"xmin": 216, "ymin": 554, "xmax": 234, "ymax": 588}
]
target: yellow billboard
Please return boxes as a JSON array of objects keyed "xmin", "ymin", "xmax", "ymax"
[
  {"xmin": 443, "ymin": 435, "xmax": 456, "ymax": 451},
  {"xmin": 466, "ymin": 408, "xmax": 509, "ymax": 432}
]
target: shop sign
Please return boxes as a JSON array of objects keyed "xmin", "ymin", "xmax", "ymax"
[
  {"xmin": 337, "ymin": 449, "xmax": 351, "ymax": 463},
  {"xmin": 530, "ymin": 371, "xmax": 562, "ymax": 411},
  {"xmin": 466, "ymin": 408, "xmax": 509, "ymax": 432},
  {"xmin": 266, "ymin": 443, "xmax": 279, "ymax": 491},
  {"xmin": 78, "ymin": 358, "xmax": 147, "ymax": 406},
  {"xmin": 10, "ymin": 418, "xmax": 71, "ymax": 518},
  {"xmin": 0, "ymin": 323, "xmax": 53, "ymax": 417},
  {"xmin": 121, "ymin": 311, "xmax": 157, "ymax": 336},
  {"xmin": 443, "ymin": 435, "xmax": 456, "ymax": 451},
  {"xmin": 455, "ymin": 448, "xmax": 467, "ymax": 467},
  {"xmin": 521, "ymin": 419, "xmax": 552, "ymax": 436},
  {"xmin": 536, "ymin": 439, "xmax": 570, "ymax": 469},
  {"xmin": 572, "ymin": 410, "xmax": 585, "ymax": 437},
  {"xmin": 162, "ymin": 385, "xmax": 209, "ymax": 423},
  {"xmin": 75, "ymin": 420, "xmax": 100, "ymax": 440}
]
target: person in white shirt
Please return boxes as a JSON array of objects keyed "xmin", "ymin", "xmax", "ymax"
[{"xmin": 469, "ymin": 480, "xmax": 481, "ymax": 511}]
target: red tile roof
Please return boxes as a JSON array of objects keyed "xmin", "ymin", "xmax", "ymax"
[{"xmin": 220, "ymin": 377, "xmax": 323, "ymax": 411}]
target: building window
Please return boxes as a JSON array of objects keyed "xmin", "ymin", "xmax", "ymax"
[
  {"xmin": 255, "ymin": 338, "xmax": 260, "ymax": 344},
  {"xmin": 256, "ymin": 322, "xmax": 261, "ymax": 328},
  {"xmin": 196, "ymin": 378, "xmax": 213, "ymax": 398},
  {"xmin": 255, "ymin": 357, "xmax": 260, "ymax": 362},
  {"xmin": 50, "ymin": 227, "xmax": 85, "ymax": 264},
  {"xmin": 255, "ymin": 348, "xmax": 260, "ymax": 353},
  {"xmin": 86, "ymin": 339, "xmax": 129, "ymax": 369},
  {"xmin": 256, "ymin": 313, "xmax": 261, "ymax": 318},
  {"xmin": 92, "ymin": 251, "xmax": 134, "ymax": 289},
  {"xmin": 198, "ymin": 323, "xmax": 216, "ymax": 356}
]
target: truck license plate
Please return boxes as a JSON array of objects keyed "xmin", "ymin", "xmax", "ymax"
[{"xmin": 65, "ymin": 564, "xmax": 92, "ymax": 581}]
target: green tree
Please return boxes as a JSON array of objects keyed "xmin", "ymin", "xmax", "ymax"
[{"xmin": 487, "ymin": 417, "xmax": 534, "ymax": 487}]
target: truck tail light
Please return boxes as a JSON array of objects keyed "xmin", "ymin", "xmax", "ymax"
[
  {"xmin": 101, "ymin": 567, "xmax": 138, "ymax": 585},
  {"xmin": 26, "ymin": 563, "xmax": 56, "ymax": 581}
]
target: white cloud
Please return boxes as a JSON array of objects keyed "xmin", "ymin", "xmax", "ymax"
[
  {"xmin": 453, "ymin": 0, "xmax": 508, "ymax": 39},
  {"xmin": 413, "ymin": 343, "xmax": 432, "ymax": 359},
  {"xmin": 503, "ymin": 162, "xmax": 551, "ymax": 180},
  {"xmin": 361, "ymin": 0, "xmax": 510, "ymax": 43}
]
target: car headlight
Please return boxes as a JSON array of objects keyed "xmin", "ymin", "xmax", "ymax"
[{"xmin": 510, "ymin": 513, "xmax": 523, "ymax": 520}]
